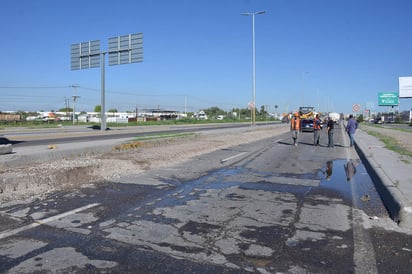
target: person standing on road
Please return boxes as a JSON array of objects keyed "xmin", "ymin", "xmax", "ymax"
[
  {"xmin": 326, "ymin": 116, "xmax": 334, "ymax": 147},
  {"xmin": 313, "ymin": 114, "xmax": 321, "ymax": 146},
  {"xmin": 346, "ymin": 114, "xmax": 358, "ymax": 147},
  {"xmin": 290, "ymin": 112, "xmax": 301, "ymax": 146}
]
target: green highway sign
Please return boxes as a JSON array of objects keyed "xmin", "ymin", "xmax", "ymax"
[{"xmin": 378, "ymin": 92, "xmax": 399, "ymax": 106}]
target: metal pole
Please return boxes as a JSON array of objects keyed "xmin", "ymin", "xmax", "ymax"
[
  {"xmin": 71, "ymin": 84, "xmax": 79, "ymax": 125},
  {"xmin": 252, "ymin": 13, "xmax": 256, "ymax": 126},
  {"xmin": 100, "ymin": 53, "xmax": 106, "ymax": 131},
  {"xmin": 72, "ymin": 96, "xmax": 76, "ymax": 125},
  {"xmin": 242, "ymin": 11, "xmax": 265, "ymax": 126}
]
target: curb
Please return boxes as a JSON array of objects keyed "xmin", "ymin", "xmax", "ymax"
[{"xmin": 355, "ymin": 130, "xmax": 412, "ymax": 229}]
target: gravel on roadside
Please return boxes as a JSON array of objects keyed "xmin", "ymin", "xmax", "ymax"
[{"xmin": 0, "ymin": 126, "xmax": 289, "ymax": 204}]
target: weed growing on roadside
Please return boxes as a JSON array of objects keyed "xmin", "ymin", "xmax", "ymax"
[{"xmin": 365, "ymin": 130, "xmax": 412, "ymax": 158}]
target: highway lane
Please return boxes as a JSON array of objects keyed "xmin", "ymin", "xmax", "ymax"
[
  {"xmin": 1, "ymin": 123, "xmax": 411, "ymax": 273},
  {"xmin": 1, "ymin": 122, "xmax": 273, "ymax": 147}
]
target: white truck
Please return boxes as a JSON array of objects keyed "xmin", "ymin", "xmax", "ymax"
[{"xmin": 328, "ymin": 112, "xmax": 340, "ymax": 123}]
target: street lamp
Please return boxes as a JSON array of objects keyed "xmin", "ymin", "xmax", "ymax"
[{"xmin": 242, "ymin": 10, "xmax": 265, "ymax": 126}]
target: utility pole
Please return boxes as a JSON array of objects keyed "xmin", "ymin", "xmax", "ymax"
[
  {"xmin": 71, "ymin": 84, "xmax": 80, "ymax": 124},
  {"xmin": 64, "ymin": 97, "xmax": 69, "ymax": 118}
]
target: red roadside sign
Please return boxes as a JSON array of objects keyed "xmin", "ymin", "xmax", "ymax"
[{"xmin": 352, "ymin": 104, "xmax": 361, "ymax": 113}]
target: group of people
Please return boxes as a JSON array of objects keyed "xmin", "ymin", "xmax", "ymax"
[{"xmin": 290, "ymin": 112, "xmax": 358, "ymax": 147}]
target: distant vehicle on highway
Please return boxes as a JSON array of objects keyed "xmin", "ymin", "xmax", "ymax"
[
  {"xmin": 328, "ymin": 112, "xmax": 341, "ymax": 123},
  {"xmin": 301, "ymin": 118, "xmax": 324, "ymax": 132},
  {"xmin": 301, "ymin": 119, "xmax": 314, "ymax": 132}
]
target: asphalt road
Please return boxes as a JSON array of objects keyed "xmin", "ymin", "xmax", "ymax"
[
  {"xmin": 0, "ymin": 123, "xmax": 411, "ymax": 273},
  {"xmin": 1, "ymin": 123, "xmax": 258, "ymax": 147}
]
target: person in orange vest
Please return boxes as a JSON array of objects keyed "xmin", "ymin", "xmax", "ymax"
[
  {"xmin": 290, "ymin": 112, "xmax": 301, "ymax": 146},
  {"xmin": 313, "ymin": 113, "xmax": 322, "ymax": 146}
]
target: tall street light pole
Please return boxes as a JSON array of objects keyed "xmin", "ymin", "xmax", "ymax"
[{"xmin": 242, "ymin": 10, "xmax": 265, "ymax": 126}]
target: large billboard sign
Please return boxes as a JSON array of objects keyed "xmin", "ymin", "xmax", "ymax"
[
  {"xmin": 399, "ymin": 77, "xmax": 412, "ymax": 98},
  {"xmin": 71, "ymin": 40, "xmax": 100, "ymax": 70},
  {"xmin": 70, "ymin": 33, "xmax": 143, "ymax": 132},
  {"xmin": 378, "ymin": 92, "xmax": 399, "ymax": 106},
  {"xmin": 108, "ymin": 33, "xmax": 143, "ymax": 66}
]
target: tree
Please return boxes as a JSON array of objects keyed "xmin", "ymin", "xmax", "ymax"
[
  {"xmin": 59, "ymin": 107, "xmax": 73, "ymax": 112},
  {"xmin": 108, "ymin": 109, "xmax": 118, "ymax": 117},
  {"xmin": 204, "ymin": 106, "xmax": 225, "ymax": 118},
  {"xmin": 260, "ymin": 105, "xmax": 266, "ymax": 115},
  {"xmin": 257, "ymin": 105, "xmax": 268, "ymax": 120},
  {"xmin": 94, "ymin": 105, "xmax": 101, "ymax": 112},
  {"xmin": 240, "ymin": 108, "xmax": 251, "ymax": 119}
]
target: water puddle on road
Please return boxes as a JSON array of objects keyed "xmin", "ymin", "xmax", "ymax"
[
  {"xmin": 161, "ymin": 159, "xmax": 389, "ymax": 218},
  {"xmin": 238, "ymin": 159, "xmax": 388, "ymax": 217},
  {"xmin": 317, "ymin": 159, "xmax": 388, "ymax": 217},
  {"xmin": 132, "ymin": 159, "xmax": 389, "ymax": 220}
]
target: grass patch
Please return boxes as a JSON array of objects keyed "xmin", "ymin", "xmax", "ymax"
[
  {"xmin": 113, "ymin": 132, "xmax": 196, "ymax": 151},
  {"xmin": 364, "ymin": 129, "xmax": 412, "ymax": 158},
  {"xmin": 365, "ymin": 123, "xmax": 412, "ymax": 133},
  {"xmin": 131, "ymin": 132, "xmax": 196, "ymax": 141}
]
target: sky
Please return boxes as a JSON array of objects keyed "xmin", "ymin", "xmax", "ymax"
[{"xmin": 1, "ymin": 0, "xmax": 412, "ymax": 115}]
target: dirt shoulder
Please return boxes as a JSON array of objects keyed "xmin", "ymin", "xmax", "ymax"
[
  {"xmin": 0, "ymin": 125, "xmax": 289, "ymax": 204},
  {"xmin": 360, "ymin": 124, "xmax": 412, "ymax": 153}
]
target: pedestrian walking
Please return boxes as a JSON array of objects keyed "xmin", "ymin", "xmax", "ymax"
[
  {"xmin": 290, "ymin": 112, "xmax": 301, "ymax": 146},
  {"xmin": 346, "ymin": 114, "xmax": 358, "ymax": 147},
  {"xmin": 313, "ymin": 114, "xmax": 321, "ymax": 146},
  {"xmin": 326, "ymin": 116, "xmax": 334, "ymax": 147}
]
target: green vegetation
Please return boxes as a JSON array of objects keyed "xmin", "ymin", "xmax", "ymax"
[
  {"xmin": 131, "ymin": 132, "xmax": 196, "ymax": 141},
  {"xmin": 0, "ymin": 104, "xmax": 280, "ymax": 129},
  {"xmin": 363, "ymin": 129, "xmax": 412, "ymax": 158},
  {"xmin": 0, "ymin": 120, "xmax": 64, "ymax": 128},
  {"xmin": 0, "ymin": 119, "xmax": 253, "ymax": 130},
  {"xmin": 366, "ymin": 124, "xmax": 412, "ymax": 133}
]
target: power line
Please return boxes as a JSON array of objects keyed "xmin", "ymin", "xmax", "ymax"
[{"xmin": 0, "ymin": 86, "xmax": 71, "ymax": 89}]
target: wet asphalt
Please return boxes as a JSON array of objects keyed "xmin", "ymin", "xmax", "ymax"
[{"xmin": 0, "ymin": 123, "xmax": 411, "ymax": 273}]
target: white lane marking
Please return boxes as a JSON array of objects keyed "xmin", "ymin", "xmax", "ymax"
[
  {"xmin": 0, "ymin": 203, "xmax": 99, "ymax": 240},
  {"xmin": 220, "ymin": 138, "xmax": 282, "ymax": 163},
  {"xmin": 220, "ymin": 152, "xmax": 247, "ymax": 163},
  {"xmin": 343, "ymin": 126, "xmax": 378, "ymax": 274}
]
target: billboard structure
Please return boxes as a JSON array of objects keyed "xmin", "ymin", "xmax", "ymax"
[
  {"xmin": 108, "ymin": 33, "xmax": 143, "ymax": 66},
  {"xmin": 378, "ymin": 92, "xmax": 399, "ymax": 106},
  {"xmin": 71, "ymin": 33, "xmax": 143, "ymax": 131},
  {"xmin": 70, "ymin": 40, "xmax": 100, "ymax": 70},
  {"xmin": 399, "ymin": 77, "xmax": 412, "ymax": 98}
]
